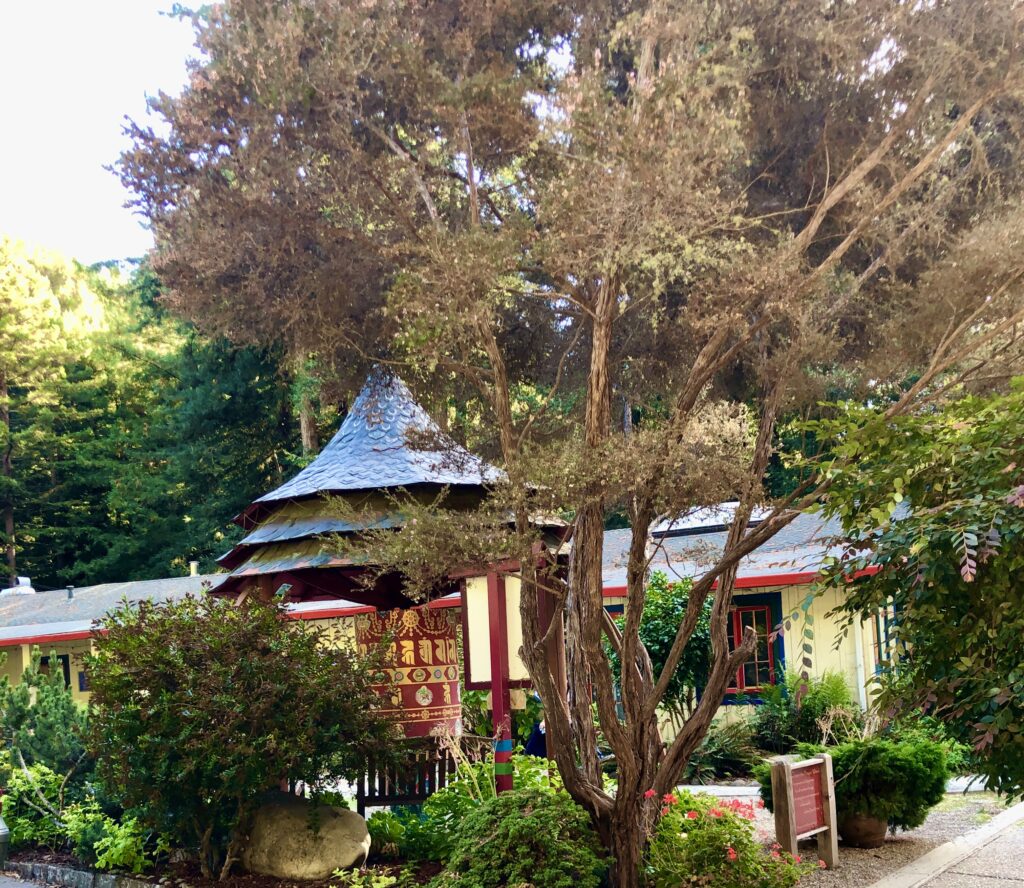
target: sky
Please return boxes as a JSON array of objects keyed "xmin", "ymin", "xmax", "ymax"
[{"xmin": 0, "ymin": 2, "xmax": 197, "ymax": 264}]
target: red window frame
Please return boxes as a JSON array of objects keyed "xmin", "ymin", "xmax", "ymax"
[{"xmin": 726, "ymin": 605, "xmax": 776, "ymax": 693}]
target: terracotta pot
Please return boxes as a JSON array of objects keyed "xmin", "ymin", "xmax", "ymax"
[{"xmin": 838, "ymin": 813, "xmax": 888, "ymax": 848}]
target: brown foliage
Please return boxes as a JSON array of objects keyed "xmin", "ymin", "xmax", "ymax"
[{"xmin": 120, "ymin": 2, "xmax": 1024, "ymax": 884}]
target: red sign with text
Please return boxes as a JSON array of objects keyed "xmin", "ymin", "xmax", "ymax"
[{"xmin": 792, "ymin": 763, "xmax": 825, "ymax": 836}]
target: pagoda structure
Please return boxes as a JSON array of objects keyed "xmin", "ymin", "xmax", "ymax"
[
  {"xmin": 217, "ymin": 371, "xmax": 502, "ymax": 606},
  {"xmin": 217, "ymin": 371, "xmax": 565, "ymax": 781}
]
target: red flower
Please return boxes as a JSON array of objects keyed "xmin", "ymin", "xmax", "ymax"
[
  {"xmin": 818, "ymin": 860, "xmax": 827, "ymax": 869},
  {"xmin": 661, "ymin": 806, "xmax": 670, "ymax": 816},
  {"xmin": 711, "ymin": 807, "xmax": 723, "ymax": 817},
  {"xmin": 644, "ymin": 789, "xmax": 657, "ymax": 798},
  {"xmin": 794, "ymin": 855, "xmax": 802, "ymax": 863},
  {"xmin": 726, "ymin": 847, "xmax": 738, "ymax": 862},
  {"xmin": 685, "ymin": 811, "xmax": 698, "ymax": 819},
  {"xmin": 663, "ymin": 793, "xmax": 677, "ymax": 804}
]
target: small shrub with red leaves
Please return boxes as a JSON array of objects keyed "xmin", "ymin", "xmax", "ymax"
[{"xmin": 644, "ymin": 790, "xmax": 813, "ymax": 888}]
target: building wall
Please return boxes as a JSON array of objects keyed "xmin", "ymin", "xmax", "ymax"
[
  {"xmin": 0, "ymin": 581, "xmax": 879, "ymax": 719},
  {"xmin": 606, "ymin": 583, "xmax": 877, "ymax": 734},
  {"xmin": 0, "ymin": 639, "xmax": 94, "ymax": 705}
]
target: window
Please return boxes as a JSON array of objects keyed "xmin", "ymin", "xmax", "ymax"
[
  {"xmin": 727, "ymin": 605, "xmax": 776, "ymax": 692},
  {"xmin": 39, "ymin": 654, "xmax": 71, "ymax": 688}
]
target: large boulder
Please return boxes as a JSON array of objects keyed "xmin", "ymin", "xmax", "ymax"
[{"xmin": 241, "ymin": 792, "xmax": 370, "ymax": 880}]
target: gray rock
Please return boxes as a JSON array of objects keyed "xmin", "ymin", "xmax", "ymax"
[{"xmin": 241, "ymin": 793, "xmax": 370, "ymax": 880}]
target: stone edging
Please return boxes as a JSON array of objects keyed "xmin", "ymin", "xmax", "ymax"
[
  {"xmin": 864, "ymin": 799, "xmax": 1024, "ymax": 888},
  {"xmin": 3, "ymin": 860, "xmax": 158, "ymax": 888}
]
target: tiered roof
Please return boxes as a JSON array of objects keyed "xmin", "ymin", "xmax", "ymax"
[{"xmin": 218, "ymin": 372, "xmax": 502, "ymax": 601}]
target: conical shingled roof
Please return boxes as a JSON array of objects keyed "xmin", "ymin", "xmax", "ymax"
[{"xmin": 255, "ymin": 371, "xmax": 502, "ymax": 506}]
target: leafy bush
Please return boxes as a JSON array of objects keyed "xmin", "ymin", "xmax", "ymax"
[
  {"xmin": 645, "ymin": 791, "xmax": 813, "ymax": 888},
  {"xmin": 882, "ymin": 711, "xmax": 975, "ymax": 777},
  {"xmin": 87, "ymin": 595, "xmax": 400, "ymax": 879},
  {"xmin": 684, "ymin": 719, "xmax": 757, "ymax": 783},
  {"xmin": 431, "ymin": 787, "xmax": 606, "ymax": 888},
  {"xmin": 1, "ymin": 758, "xmax": 67, "ymax": 849},
  {"xmin": 756, "ymin": 738, "xmax": 949, "ymax": 831},
  {"xmin": 752, "ymin": 671, "xmax": 862, "ymax": 752},
  {"xmin": 91, "ymin": 817, "xmax": 165, "ymax": 874},
  {"xmin": 609, "ymin": 573, "xmax": 711, "ymax": 720},
  {"xmin": 390, "ymin": 754, "xmax": 559, "ymax": 862},
  {"xmin": 332, "ymin": 869, "xmax": 404, "ymax": 888},
  {"xmin": 365, "ymin": 811, "xmax": 399, "ymax": 859}
]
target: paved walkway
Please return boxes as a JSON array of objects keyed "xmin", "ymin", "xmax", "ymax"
[
  {"xmin": 923, "ymin": 821, "xmax": 1024, "ymax": 887},
  {"xmin": 868, "ymin": 801, "xmax": 1024, "ymax": 888},
  {"xmin": 678, "ymin": 775, "xmax": 990, "ymax": 799},
  {"xmin": 0, "ymin": 877, "xmax": 25, "ymax": 888}
]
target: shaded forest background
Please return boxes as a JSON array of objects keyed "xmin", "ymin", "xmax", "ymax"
[{"xmin": 0, "ymin": 236, "xmax": 342, "ymax": 589}]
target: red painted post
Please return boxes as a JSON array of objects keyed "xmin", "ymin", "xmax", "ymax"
[{"xmin": 487, "ymin": 571, "xmax": 514, "ymax": 793}]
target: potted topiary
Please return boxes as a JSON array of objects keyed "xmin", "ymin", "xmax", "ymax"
[{"xmin": 757, "ymin": 737, "xmax": 948, "ymax": 848}]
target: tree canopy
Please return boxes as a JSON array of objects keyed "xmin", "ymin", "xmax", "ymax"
[{"xmin": 118, "ymin": 2, "xmax": 1024, "ymax": 884}]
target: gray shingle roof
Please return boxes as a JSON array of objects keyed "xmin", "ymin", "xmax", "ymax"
[
  {"xmin": 602, "ymin": 511, "xmax": 842, "ymax": 590},
  {"xmin": 255, "ymin": 372, "xmax": 502, "ymax": 506},
  {"xmin": 0, "ymin": 574, "xmax": 226, "ymax": 643}
]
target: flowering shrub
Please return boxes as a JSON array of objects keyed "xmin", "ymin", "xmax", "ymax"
[{"xmin": 644, "ymin": 790, "xmax": 815, "ymax": 888}]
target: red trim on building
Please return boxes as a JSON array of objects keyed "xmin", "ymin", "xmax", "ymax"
[{"xmin": 0, "ymin": 629, "xmax": 95, "ymax": 648}]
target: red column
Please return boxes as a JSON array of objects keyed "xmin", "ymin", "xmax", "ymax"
[{"xmin": 487, "ymin": 570, "xmax": 513, "ymax": 793}]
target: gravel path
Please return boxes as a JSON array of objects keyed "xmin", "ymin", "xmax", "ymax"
[{"xmin": 787, "ymin": 793, "xmax": 1009, "ymax": 888}]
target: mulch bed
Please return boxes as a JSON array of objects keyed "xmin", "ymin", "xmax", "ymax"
[{"xmin": 9, "ymin": 849, "xmax": 83, "ymax": 868}]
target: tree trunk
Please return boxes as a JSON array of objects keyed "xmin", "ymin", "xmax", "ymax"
[
  {"xmin": 0, "ymin": 372, "xmax": 15, "ymax": 587},
  {"xmin": 299, "ymin": 398, "xmax": 319, "ymax": 455},
  {"xmin": 606, "ymin": 813, "xmax": 646, "ymax": 888},
  {"xmin": 598, "ymin": 788, "xmax": 656, "ymax": 888}
]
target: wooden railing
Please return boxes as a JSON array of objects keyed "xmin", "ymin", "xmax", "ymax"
[{"xmin": 356, "ymin": 741, "xmax": 458, "ymax": 815}]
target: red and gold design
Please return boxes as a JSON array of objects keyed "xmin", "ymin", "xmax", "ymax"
[{"xmin": 355, "ymin": 607, "xmax": 461, "ymax": 739}]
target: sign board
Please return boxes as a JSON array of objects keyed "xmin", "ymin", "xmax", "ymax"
[{"xmin": 770, "ymin": 754, "xmax": 838, "ymax": 869}]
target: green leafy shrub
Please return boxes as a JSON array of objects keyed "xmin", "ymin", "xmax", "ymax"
[
  {"xmin": 752, "ymin": 671, "xmax": 862, "ymax": 752},
  {"xmin": 392, "ymin": 754, "xmax": 559, "ymax": 863},
  {"xmin": 87, "ymin": 595, "xmax": 400, "ymax": 879},
  {"xmin": 684, "ymin": 719, "xmax": 757, "ymax": 783},
  {"xmin": 882, "ymin": 711, "xmax": 975, "ymax": 777},
  {"xmin": 92, "ymin": 818, "xmax": 166, "ymax": 874},
  {"xmin": 367, "ymin": 810, "xmax": 406, "ymax": 858},
  {"xmin": 756, "ymin": 738, "xmax": 949, "ymax": 831},
  {"xmin": 1, "ymin": 758, "xmax": 67, "ymax": 849},
  {"xmin": 430, "ymin": 787, "xmax": 606, "ymax": 888},
  {"xmin": 645, "ymin": 791, "xmax": 813, "ymax": 888},
  {"xmin": 609, "ymin": 573, "xmax": 711, "ymax": 720}
]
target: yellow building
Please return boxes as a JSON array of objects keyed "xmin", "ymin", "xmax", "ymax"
[{"xmin": 601, "ymin": 505, "xmax": 882, "ymax": 727}]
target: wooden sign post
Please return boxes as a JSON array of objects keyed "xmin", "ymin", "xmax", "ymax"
[{"xmin": 770, "ymin": 753, "xmax": 839, "ymax": 869}]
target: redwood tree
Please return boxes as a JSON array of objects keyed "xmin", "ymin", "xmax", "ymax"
[{"xmin": 120, "ymin": 2, "xmax": 1024, "ymax": 884}]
